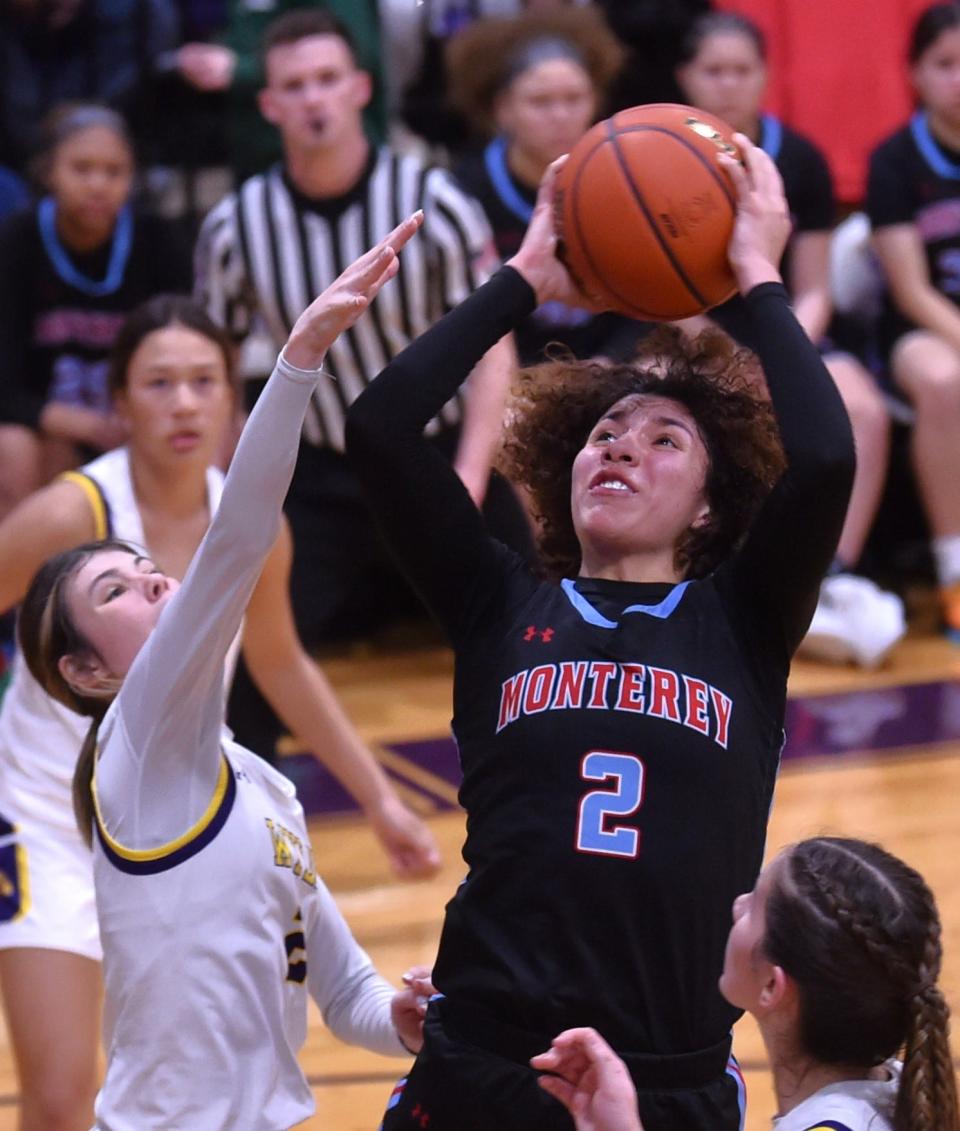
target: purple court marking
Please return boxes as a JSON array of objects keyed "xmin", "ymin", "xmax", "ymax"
[
  {"xmin": 287, "ymin": 681, "xmax": 960, "ymax": 819},
  {"xmin": 783, "ymin": 679, "xmax": 960, "ymax": 762},
  {"xmin": 285, "ymin": 737, "xmax": 462, "ymax": 819}
]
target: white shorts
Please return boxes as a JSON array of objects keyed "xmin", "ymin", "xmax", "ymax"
[{"xmin": 0, "ymin": 812, "xmax": 101, "ymax": 961}]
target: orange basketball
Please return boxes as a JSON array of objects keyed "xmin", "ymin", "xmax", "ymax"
[{"xmin": 554, "ymin": 103, "xmax": 741, "ymax": 321}]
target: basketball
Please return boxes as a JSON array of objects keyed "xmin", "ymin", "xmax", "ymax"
[{"xmin": 554, "ymin": 103, "xmax": 741, "ymax": 321}]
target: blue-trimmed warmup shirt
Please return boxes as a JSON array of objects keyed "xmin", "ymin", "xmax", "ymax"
[
  {"xmin": 867, "ymin": 113, "xmax": 960, "ymax": 354},
  {"xmin": 347, "ymin": 268, "xmax": 855, "ymax": 1057}
]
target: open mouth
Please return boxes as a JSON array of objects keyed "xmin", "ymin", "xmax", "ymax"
[{"xmin": 589, "ymin": 473, "xmax": 634, "ymax": 494}]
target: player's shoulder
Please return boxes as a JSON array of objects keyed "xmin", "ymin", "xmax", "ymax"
[
  {"xmin": 776, "ymin": 123, "xmax": 829, "ymax": 168},
  {"xmin": 868, "ymin": 121, "xmax": 916, "ymax": 167}
]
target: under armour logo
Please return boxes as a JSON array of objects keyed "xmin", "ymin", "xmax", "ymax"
[
  {"xmin": 410, "ymin": 1103, "xmax": 430, "ymax": 1127},
  {"xmin": 523, "ymin": 625, "xmax": 555, "ymax": 643}
]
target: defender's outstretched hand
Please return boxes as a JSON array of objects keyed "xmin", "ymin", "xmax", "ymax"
[
  {"xmin": 284, "ymin": 212, "xmax": 424, "ymax": 370},
  {"xmin": 506, "ymin": 158, "xmax": 609, "ymax": 311},
  {"xmin": 531, "ymin": 1027, "xmax": 643, "ymax": 1131},
  {"xmin": 719, "ymin": 136, "xmax": 792, "ymax": 296}
]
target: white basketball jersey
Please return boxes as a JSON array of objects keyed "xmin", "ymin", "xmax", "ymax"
[
  {"xmin": 91, "ymin": 738, "xmax": 395, "ymax": 1131},
  {"xmin": 92, "ymin": 741, "xmax": 314, "ymax": 1128},
  {"xmin": 772, "ymin": 1060, "xmax": 899, "ymax": 1130},
  {"xmin": 0, "ymin": 448, "xmax": 231, "ymax": 833}
]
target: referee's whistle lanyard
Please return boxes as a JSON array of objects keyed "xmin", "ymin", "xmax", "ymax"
[{"xmin": 37, "ymin": 196, "xmax": 134, "ymax": 297}]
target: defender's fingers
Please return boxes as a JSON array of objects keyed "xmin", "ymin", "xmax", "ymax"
[{"xmin": 382, "ymin": 210, "xmax": 424, "ymax": 255}]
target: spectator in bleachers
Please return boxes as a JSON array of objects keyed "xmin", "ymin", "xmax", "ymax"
[
  {"xmin": 395, "ymin": 0, "xmax": 589, "ymax": 157},
  {"xmin": 0, "ymin": 104, "xmax": 191, "ymax": 521},
  {"xmin": 595, "ymin": 0, "xmax": 710, "ymax": 113},
  {"xmin": 677, "ymin": 11, "xmax": 906, "ymax": 669},
  {"xmin": 867, "ymin": 1, "xmax": 960, "ymax": 641},
  {"xmin": 0, "ymin": 0, "xmax": 177, "ymax": 175},
  {"xmin": 449, "ymin": 7, "xmax": 648, "ymax": 365}
]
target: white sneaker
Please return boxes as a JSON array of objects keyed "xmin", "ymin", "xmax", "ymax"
[{"xmin": 799, "ymin": 574, "xmax": 906, "ymax": 669}]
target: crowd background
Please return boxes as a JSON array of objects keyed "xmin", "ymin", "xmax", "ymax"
[{"xmin": 0, "ymin": 0, "xmax": 955, "ymax": 720}]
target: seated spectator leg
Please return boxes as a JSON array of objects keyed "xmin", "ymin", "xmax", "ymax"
[
  {"xmin": 799, "ymin": 356, "xmax": 904, "ymax": 668},
  {"xmin": 890, "ymin": 330, "xmax": 960, "ymax": 633},
  {"xmin": 824, "ymin": 352, "xmax": 892, "ymax": 568}
]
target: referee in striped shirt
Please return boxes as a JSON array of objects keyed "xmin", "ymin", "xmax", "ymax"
[{"xmin": 195, "ymin": 9, "xmax": 528, "ymax": 757}]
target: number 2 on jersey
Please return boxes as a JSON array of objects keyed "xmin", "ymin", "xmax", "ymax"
[{"xmin": 576, "ymin": 751, "xmax": 645, "ymax": 859}]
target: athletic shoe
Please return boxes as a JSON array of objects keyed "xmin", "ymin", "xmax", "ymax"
[
  {"xmin": 942, "ymin": 582, "xmax": 960, "ymax": 644},
  {"xmin": 799, "ymin": 574, "xmax": 906, "ymax": 669}
]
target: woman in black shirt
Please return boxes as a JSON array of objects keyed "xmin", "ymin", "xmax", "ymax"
[
  {"xmin": 0, "ymin": 104, "xmax": 189, "ymax": 519},
  {"xmin": 867, "ymin": 2, "xmax": 960, "ymax": 642},
  {"xmin": 449, "ymin": 8, "xmax": 645, "ymax": 365},
  {"xmin": 676, "ymin": 10, "xmax": 903, "ymax": 670}
]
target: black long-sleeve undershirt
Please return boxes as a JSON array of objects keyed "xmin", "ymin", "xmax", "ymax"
[{"xmin": 346, "ymin": 267, "xmax": 855, "ymax": 664}]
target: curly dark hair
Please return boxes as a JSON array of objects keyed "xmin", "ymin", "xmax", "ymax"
[
  {"xmin": 498, "ymin": 326, "xmax": 785, "ymax": 581},
  {"xmin": 445, "ymin": 7, "xmax": 624, "ymax": 137}
]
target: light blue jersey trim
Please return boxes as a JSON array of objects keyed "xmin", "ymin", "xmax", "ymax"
[
  {"xmin": 560, "ymin": 578, "xmax": 690, "ymax": 628},
  {"xmin": 910, "ymin": 111, "xmax": 960, "ymax": 179},
  {"xmin": 759, "ymin": 114, "xmax": 783, "ymax": 163},
  {"xmin": 726, "ymin": 1053, "xmax": 747, "ymax": 1131},
  {"xmin": 484, "ymin": 136, "xmax": 534, "ymax": 224}
]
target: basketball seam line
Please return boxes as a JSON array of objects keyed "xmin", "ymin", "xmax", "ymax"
[
  {"xmin": 611, "ymin": 121, "xmax": 738, "ymax": 209},
  {"xmin": 607, "ymin": 123, "xmax": 710, "ymax": 309},
  {"xmin": 567, "ymin": 128, "xmax": 671, "ymax": 319}
]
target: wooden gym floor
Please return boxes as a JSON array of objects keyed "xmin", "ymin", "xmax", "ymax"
[{"xmin": 0, "ymin": 621, "xmax": 958, "ymax": 1128}]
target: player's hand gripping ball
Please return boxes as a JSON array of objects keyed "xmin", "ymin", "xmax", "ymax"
[{"xmin": 554, "ymin": 103, "xmax": 743, "ymax": 320}]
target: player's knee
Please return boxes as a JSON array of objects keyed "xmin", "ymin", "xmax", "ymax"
[
  {"xmin": 21, "ymin": 1071, "xmax": 97, "ymax": 1131},
  {"xmin": 906, "ymin": 363, "xmax": 960, "ymax": 416},
  {"xmin": 842, "ymin": 386, "xmax": 889, "ymax": 439}
]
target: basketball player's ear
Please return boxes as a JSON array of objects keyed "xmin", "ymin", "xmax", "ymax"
[
  {"xmin": 757, "ymin": 964, "xmax": 793, "ymax": 1014},
  {"xmin": 59, "ymin": 651, "xmax": 108, "ymax": 696},
  {"xmin": 691, "ymin": 503, "xmax": 712, "ymax": 531}
]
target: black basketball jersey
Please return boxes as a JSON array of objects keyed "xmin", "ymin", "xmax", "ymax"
[
  {"xmin": 867, "ymin": 113, "xmax": 960, "ymax": 349},
  {"xmin": 347, "ymin": 268, "xmax": 854, "ymax": 1063},
  {"xmin": 439, "ymin": 564, "xmax": 784, "ymax": 1052}
]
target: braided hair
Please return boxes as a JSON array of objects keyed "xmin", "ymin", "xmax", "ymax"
[{"xmin": 764, "ymin": 837, "xmax": 959, "ymax": 1131}]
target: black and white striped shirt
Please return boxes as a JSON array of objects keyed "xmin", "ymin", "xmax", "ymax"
[{"xmin": 195, "ymin": 147, "xmax": 497, "ymax": 449}]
